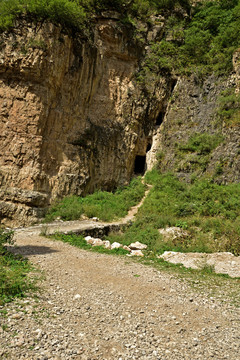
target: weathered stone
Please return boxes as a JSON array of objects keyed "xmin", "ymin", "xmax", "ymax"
[
  {"xmin": 159, "ymin": 251, "xmax": 240, "ymax": 278},
  {"xmin": 111, "ymin": 242, "xmax": 123, "ymax": 250},
  {"xmin": 92, "ymin": 238, "xmax": 104, "ymax": 247},
  {"xmin": 103, "ymin": 240, "xmax": 111, "ymax": 249},
  {"xmin": 128, "ymin": 250, "xmax": 144, "ymax": 257},
  {"xmin": 0, "ymin": 19, "xmax": 171, "ymax": 226},
  {"xmin": 158, "ymin": 227, "xmax": 189, "ymax": 242},
  {"xmin": 129, "ymin": 242, "xmax": 147, "ymax": 250},
  {"xmin": 123, "ymin": 245, "xmax": 131, "ymax": 252},
  {"xmin": 85, "ymin": 237, "xmax": 95, "ymax": 245}
]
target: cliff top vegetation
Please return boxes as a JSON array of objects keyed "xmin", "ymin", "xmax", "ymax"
[
  {"xmin": 1, "ymin": 0, "xmax": 239, "ymax": 76},
  {"xmin": 0, "ymin": 0, "xmax": 191, "ymax": 32}
]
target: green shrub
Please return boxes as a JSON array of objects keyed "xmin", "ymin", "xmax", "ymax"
[
  {"xmin": 0, "ymin": 229, "xmax": 36, "ymax": 305},
  {"xmin": 0, "ymin": 0, "xmax": 191, "ymax": 32},
  {"xmin": 106, "ymin": 171, "xmax": 240, "ymax": 255},
  {"xmin": 178, "ymin": 133, "xmax": 224, "ymax": 155},
  {"xmin": 45, "ymin": 176, "xmax": 146, "ymax": 222},
  {"xmin": 138, "ymin": 0, "xmax": 240, "ymax": 81},
  {"xmin": 0, "ymin": 228, "xmax": 14, "ymax": 254},
  {"xmin": 217, "ymin": 88, "xmax": 240, "ymax": 125}
]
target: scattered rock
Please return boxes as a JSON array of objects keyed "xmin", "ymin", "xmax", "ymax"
[
  {"xmin": 84, "ymin": 236, "xmax": 95, "ymax": 245},
  {"xmin": 128, "ymin": 250, "xmax": 144, "ymax": 257},
  {"xmin": 129, "ymin": 242, "xmax": 147, "ymax": 250},
  {"xmin": 158, "ymin": 227, "xmax": 189, "ymax": 242},
  {"xmin": 111, "ymin": 242, "xmax": 123, "ymax": 250},
  {"xmin": 103, "ymin": 240, "xmax": 111, "ymax": 249},
  {"xmin": 73, "ymin": 294, "xmax": 81, "ymax": 300},
  {"xmin": 123, "ymin": 245, "xmax": 131, "ymax": 252},
  {"xmin": 159, "ymin": 251, "xmax": 240, "ymax": 278},
  {"xmin": 92, "ymin": 238, "xmax": 104, "ymax": 247}
]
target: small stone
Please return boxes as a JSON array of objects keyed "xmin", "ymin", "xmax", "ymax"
[
  {"xmin": 85, "ymin": 237, "xmax": 95, "ymax": 245},
  {"xmin": 73, "ymin": 294, "xmax": 81, "ymax": 300},
  {"xmin": 103, "ymin": 240, "xmax": 111, "ymax": 249},
  {"xmin": 128, "ymin": 250, "xmax": 144, "ymax": 257},
  {"xmin": 129, "ymin": 241, "xmax": 147, "ymax": 250},
  {"xmin": 111, "ymin": 242, "xmax": 123, "ymax": 249},
  {"xmin": 12, "ymin": 313, "xmax": 22, "ymax": 320},
  {"xmin": 92, "ymin": 238, "xmax": 103, "ymax": 247}
]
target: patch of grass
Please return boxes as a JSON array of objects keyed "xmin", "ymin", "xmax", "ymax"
[
  {"xmin": 51, "ymin": 232, "xmax": 129, "ymax": 255},
  {"xmin": 217, "ymin": 88, "xmax": 240, "ymax": 126},
  {"xmin": 45, "ymin": 176, "xmax": 146, "ymax": 222},
  {"xmin": 0, "ymin": 229, "xmax": 37, "ymax": 305},
  {"xmin": 178, "ymin": 133, "xmax": 224, "ymax": 155},
  {"xmin": 105, "ymin": 170, "xmax": 240, "ymax": 256},
  {"xmin": 173, "ymin": 133, "xmax": 224, "ymax": 175}
]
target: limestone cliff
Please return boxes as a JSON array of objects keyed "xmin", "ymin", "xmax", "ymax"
[
  {"xmin": 1, "ymin": 13, "xmax": 240, "ymax": 226},
  {"xmin": 0, "ymin": 17, "xmax": 173, "ymax": 225}
]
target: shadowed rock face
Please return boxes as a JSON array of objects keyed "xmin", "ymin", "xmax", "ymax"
[{"xmin": 0, "ymin": 19, "xmax": 172, "ymax": 226}]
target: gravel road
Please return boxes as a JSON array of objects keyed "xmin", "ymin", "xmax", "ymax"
[{"xmin": 0, "ymin": 233, "xmax": 240, "ymax": 360}]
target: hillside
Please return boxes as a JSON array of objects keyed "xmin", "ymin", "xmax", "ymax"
[{"xmin": 0, "ymin": 0, "xmax": 240, "ymax": 226}]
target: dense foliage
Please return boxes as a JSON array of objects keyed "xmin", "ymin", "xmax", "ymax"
[
  {"xmin": 139, "ymin": 0, "xmax": 240, "ymax": 78},
  {"xmin": 0, "ymin": 0, "xmax": 190, "ymax": 32},
  {"xmin": 1, "ymin": 1, "xmax": 239, "ymax": 76}
]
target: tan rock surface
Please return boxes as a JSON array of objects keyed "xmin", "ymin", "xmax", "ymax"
[{"xmin": 0, "ymin": 20, "xmax": 171, "ymax": 226}]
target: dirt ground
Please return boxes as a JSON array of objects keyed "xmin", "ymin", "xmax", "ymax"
[{"xmin": 0, "ymin": 230, "xmax": 239, "ymax": 360}]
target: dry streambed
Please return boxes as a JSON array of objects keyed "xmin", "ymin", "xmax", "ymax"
[{"xmin": 0, "ymin": 231, "xmax": 240, "ymax": 360}]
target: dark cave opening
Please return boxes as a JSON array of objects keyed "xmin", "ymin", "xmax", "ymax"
[
  {"xmin": 156, "ymin": 112, "xmax": 164, "ymax": 126},
  {"xmin": 171, "ymin": 79, "xmax": 177, "ymax": 93},
  {"xmin": 146, "ymin": 143, "xmax": 152, "ymax": 152},
  {"xmin": 134, "ymin": 155, "xmax": 146, "ymax": 175}
]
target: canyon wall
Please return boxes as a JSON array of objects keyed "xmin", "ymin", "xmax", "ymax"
[
  {"xmin": 0, "ymin": 17, "xmax": 173, "ymax": 225},
  {"xmin": 1, "ymin": 15, "xmax": 239, "ymax": 226}
]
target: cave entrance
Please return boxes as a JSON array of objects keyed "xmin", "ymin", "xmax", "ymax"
[
  {"xmin": 134, "ymin": 155, "xmax": 146, "ymax": 175},
  {"xmin": 156, "ymin": 112, "xmax": 164, "ymax": 126},
  {"xmin": 146, "ymin": 143, "xmax": 152, "ymax": 152}
]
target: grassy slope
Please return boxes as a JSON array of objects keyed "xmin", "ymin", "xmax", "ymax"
[
  {"xmin": 105, "ymin": 170, "xmax": 240, "ymax": 256},
  {"xmin": 45, "ymin": 176, "xmax": 146, "ymax": 222}
]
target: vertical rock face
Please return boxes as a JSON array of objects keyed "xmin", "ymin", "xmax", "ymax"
[
  {"xmin": 0, "ymin": 19, "xmax": 172, "ymax": 225},
  {"xmin": 152, "ymin": 71, "xmax": 240, "ymax": 183}
]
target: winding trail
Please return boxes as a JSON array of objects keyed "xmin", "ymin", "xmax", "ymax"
[
  {"xmin": 1, "ymin": 186, "xmax": 240, "ymax": 359},
  {"xmin": 13, "ymin": 183, "xmax": 152, "ymax": 238}
]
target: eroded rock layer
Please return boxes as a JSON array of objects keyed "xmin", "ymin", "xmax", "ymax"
[{"xmin": 0, "ymin": 18, "xmax": 172, "ymax": 225}]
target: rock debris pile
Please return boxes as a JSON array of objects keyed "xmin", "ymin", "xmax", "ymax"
[{"xmin": 84, "ymin": 236, "xmax": 147, "ymax": 257}]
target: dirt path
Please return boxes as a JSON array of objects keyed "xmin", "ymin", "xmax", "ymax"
[
  {"xmin": 13, "ymin": 184, "xmax": 152, "ymax": 238},
  {"xmin": 0, "ymin": 231, "xmax": 240, "ymax": 360},
  {"xmin": 1, "ymin": 187, "xmax": 240, "ymax": 359}
]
